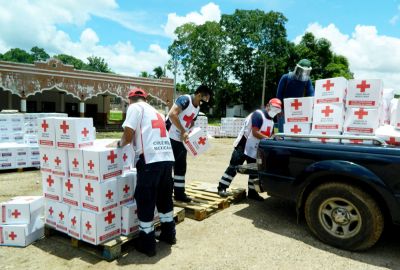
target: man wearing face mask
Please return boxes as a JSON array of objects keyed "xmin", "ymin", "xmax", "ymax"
[
  {"xmin": 276, "ymin": 59, "xmax": 314, "ymax": 132},
  {"xmin": 217, "ymin": 98, "xmax": 282, "ymax": 201},
  {"xmin": 166, "ymin": 84, "xmax": 212, "ymax": 202}
]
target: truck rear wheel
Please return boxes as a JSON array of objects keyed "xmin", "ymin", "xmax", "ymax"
[{"xmin": 304, "ymin": 182, "xmax": 384, "ymax": 251}]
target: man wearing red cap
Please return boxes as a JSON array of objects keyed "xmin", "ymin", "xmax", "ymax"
[
  {"xmin": 116, "ymin": 87, "xmax": 175, "ymax": 257},
  {"xmin": 217, "ymin": 98, "xmax": 282, "ymax": 201}
]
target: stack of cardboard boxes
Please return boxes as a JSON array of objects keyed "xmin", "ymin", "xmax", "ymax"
[
  {"xmin": 221, "ymin": 118, "xmax": 245, "ymax": 137},
  {"xmin": 283, "ymin": 97, "xmax": 313, "ymax": 137}
]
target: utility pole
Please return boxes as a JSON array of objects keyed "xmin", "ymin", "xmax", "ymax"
[
  {"xmin": 261, "ymin": 59, "xmax": 267, "ymax": 107},
  {"xmin": 173, "ymin": 58, "xmax": 177, "ymax": 102}
]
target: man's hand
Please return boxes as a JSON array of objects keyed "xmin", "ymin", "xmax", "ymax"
[
  {"xmin": 106, "ymin": 140, "xmax": 119, "ymax": 148},
  {"xmin": 181, "ymin": 131, "xmax": 189, "ymax": 142}
]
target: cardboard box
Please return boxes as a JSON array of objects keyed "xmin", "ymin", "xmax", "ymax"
[
  {"xmin": 283, "ymin": 123, "xmax": 311, "ymax": 135},
  {"xmin": 37, "ymin": 117, "xmax": 56, "ymax": 147},
  {"xmin": 62, "ymin": 177, "xmax": 81, "ymax": 208},
  {"xmin": 346, "ymin": 79, "xmax": 383, "ymax": 108},
  {"xmin": 284, "ymin": 97, "xmax": 314, "ymax": 123},
  {"xmin": 42, "ymin": 173, "xmax": 62, "ymax": 202},
  {"xmin": 121, "ymin": 202, "xmax": 139, "ymax": 236},
  {"xmin": 55, "ymin": 202, "xmax": 70, "ymax": 234},
  {"xmin": 184, "ymin": 127, "xmax": 210, "ymax": 157},
  {"xmin": 118, "ymin": 171, "xmax": 136, "ymax": 206},
  {"xmin": 51, "ymin": 148, "xmax": 69, "ymax": 177},
  {"xmin": 312, "ymin": 104, "xmax": 345, "ymax": 132},
  {"xmin": 54, "ymin": 117, "xmax": 95, "ymax": 149},
  {"xmin": 81, "ymin": 208, "xmax": 121, "ymax": 245},
  {"xmin": 0, "ymin": 218, "xmax": 44, "ymax": 247},
  {"xmin": 83, "ymin": 147, "xmax": 122, "ymax": 182},
  {"xmin": 120, "ymin": 144, "xmax": 134, "ymax": 174},
  {"xmin": 343, "ymin": 108, "xmax": 379, "ymax": 135},
  {"xmin": 39, "ymin": 148, "xmax": 52, "ymax": 173},
  {"xmin": 80, "ymin": 178, "xmax": 118, "ymax": 213},
  {"xmin": 68, "ymin": 208, "xmax": 81, "ymax": 240},
  {"xmin": 68, "ymin": 149, "xmax": 84, "ymax": 178},
  {"xmin": 14, "ymin": 144, "xmax": 28, "ymax": 168},
  {"xmin": 1, "ymin": 196, "xmax": 44, "ymax": 225},
  {"xmin": 314, "ymin": 77, "xmax": 347, "ymax": 104},
  {"xmin": 341, "ymin": 134, "xmax": 374, "ymax": 145},
  {"xmin": 376, "ymin": 125, "xmax": 400, "ymax": 146},
  {"xmin": 0, "ymin": 143, "xmax": 16, "ymax": 170},
  {"xmin": 44, "ymin": 199, "xmax": 57, "ymax": 228},
  {"xmin": 309, "ymin": 130, "xmax": 341, "ymax": 143}
]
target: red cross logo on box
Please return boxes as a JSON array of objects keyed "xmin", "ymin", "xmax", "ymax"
[
  {"xmin": 322, "ymin": 106, "xmax": 334, "ymax": 117},
  {"xmin": 71, "ymin": 216, "xmax": 77, "ymax": 226},
  {"xmin": 356, "ymin": 80, "xmax": 370, "ymax": 93},
  {"xmin": 323, "ymin": 80, "xmax": 335, "ymax": 91},
  {"xmin": 107, "ymin": 151, "xmax": 117, "ymax": 164},
  {"xmin": 72, "ymin": 158, "xmax": 79, "ymax": 168},
  {"xmin": 41, "ymin": 120, "xmax": 49, "ymax": 132},
  {"xmin": 198, "ymin": 137, "xmax": 206, "ymax": 145},
  {"xmin": 261, "ymin": 126, "xmax": 272, "ymax": 137},
  {"xmin": 11, "ymin": 209, "xmax": 21, "ymax": 219},
  {"xmin": 105, "ymin": 190, "xmax": 114, "ymax": 200},
  {"xmin": 49, "ymin": 207, "xmax": 54, "ymax": 216},
  {"xmin": 42, "ymin": 154, "xmax": 48, "ymax": 163},
  {"xmin": 65, "ymin": 179, "xmax": 73, "ymax": 191},
  {"xmin": 104, "ymin": 211, "xmax": 116, "ymax": 224},
  {"xmin": 81, "ymin": 128, "xmax": 89, "ymax": 137},
  {"xmin": 183, "ymin": 113, "xmax": 195, "ymax": 128},
  {"xmin": 59, "ymin": 211, "xmax": 64, "ymax": 221},
  {"xmin": 320, "ymin": 132, "xmax": 327, "ymax": 143},
  {"xmin": 88, "ymin": 160, "xmax": 95, "ymax": 170},
  {"xmin": 85, "ymin": 183, "xmax": 94, "ymax": 196},
  {"xmin": 123, "ymin": 184, "xmax": 130, "ymax": 194},
  {"xmin": 123, "ymin": 153, "xmax": 128, "ymax": 162},
  {"xmin": 350, "ymin": 139, "xmax": 363, "ymax": 144},
  {"xmin": 85, "ymin": 221, "xmax": 92, "ymax": 231},
  {"xmin": 54, "ymin": 156, "xmax": 62, "ymax": 166},
  {"xmin": 47, "ymin": 175, "xmax": 54, "ymax": 187},
  {"xmin": 151, "ymin": 114, "xmax": 167, "ymax": 137},
  {"xmin": 388, "ymin": 137, "xmax": 400, "ymax": 146},
  {"xmin": 291, "ymin": 125, "xmax": 302, "ymax": 134},
  {"xmin": 291, "ymin": 99, "xmax": 302, "ymax": 110},
  {"xmin": 9, "ymin": 231, "xmax": 17, "ymax": 240},
  {"xmin": 354, "ymin": 108, "xmax": 368, "ymax": 120},
  {"xmin": 60, "ymin": 120, "xmax": 69, "ymax": 134}
]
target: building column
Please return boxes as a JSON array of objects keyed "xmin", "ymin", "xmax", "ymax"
[
  {"xmin": 20, "ymin": 98, "xmax": 27, "ymax": 113},
  {"xmin": 79, "ymin": 101, "xmax": 85, "ymax": 117}
]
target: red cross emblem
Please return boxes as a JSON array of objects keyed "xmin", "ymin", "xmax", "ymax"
[
  {"xmin": 71, "ymin": 216, "xmax": 77, "ymax": 226},
  {"xmin": 151, "ymin": 113, "xmax": 167, "ymax": 137},
  {"xmin": 88, "ymin": 160, "xmax": 95, "ymax": 170},
  {"xmin": 321, "ymin": 106, "xmax": 334, "ymax": 117},
  {"xmin": 81, "ymin": 127, "xmax": 89, "ymax": 137},
  {"xmin": 59, "ymin": 211, "xmax": 64, "ymax": 221},
  {"xmin": 322, "ymin": 80, "xmax": 335, "ymax": 91},
  {"xmin": 85, "ymin": 183, "xmax": 94, "ymax": 196},
  {"xmin": 60, "ymin": 120, "xmax": 69, "ymax": 134},
  {"xmin": 105, "ymin": 190, "xmax": 114, "ymax": 200},
  {"xmin": 320, "ymin": 132, "xmax": 327, "ymax": 143},
  {"xmin": 41, "ymin": 120, "xmax": 49, "ymax": 132},
  {"xmin": 354, "ymin": 108, "xmax": 368, "ymax": 120},
  {"xmin": 47, "ymin": 175, "xmax": 54, "ymax": 187},
  {"xmin": 107, "ymin": 151, "xmax": 117, "ymax": 164},
  {"xmin": 42, "ymin": 154, "xmax": 48, "ymax": 163},
  {"xmin": 72, "ymin": 158, "xmax": 79, "ymax": 168},
  {"xmin": 260, "ymin": 126, "xmax": 272, "ymax": 137},
  {"xmin": 356, "ymin": 80, "xmax": 371, "ymax": 93},
  {"xmin": 65, "ymin": 179, "xmax": 73, "ymax": 191},
  {"xmin": 290, "ymin": 125, "xmax": 302, "ymax": 134},
  {"xmin": 54, "ymin": 156, "xmax": 62, "ymax": 166},
  {"xmin": 123, "ymin": 184, "xmax": 130, "ymax": 194},
  {"xmin": 198, "ymin": 137, "xmax": 206, "ymax": 145},
  {"xmin": 122, "ymin": 153, "xmax": 128, "ymax": 162},
  {"xmin": 11, "ymin": 209, "xmax": 21, "ymax": 218},
  {"xmin": 291, "ymin": 99, "xmax": 302, "ymax": 110},
  {"xmin": 104, "ymin": 211, "xmax": 116, "ymax": 224},
  {"xmin": 49, "ymin": 207, "xmax": 54, "ymax": 216},
  {"xmin": 183, "ymin": 113, "xmax": 195, "ymax": 128},
  {"xmin": 85, "ymin": 221, "xmax": 92, "ymax": 231},
  {"xmin": 388, "ymin": 137, "xmax": 400, "ymax": 146},
  {"xmin": 8, "ymin": 231, "xmax": 17, "ymax": 240}
]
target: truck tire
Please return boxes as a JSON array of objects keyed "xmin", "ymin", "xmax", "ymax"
[{"xmin": 304, "ymin": 182, "xmax": 384, "ymax": 251}]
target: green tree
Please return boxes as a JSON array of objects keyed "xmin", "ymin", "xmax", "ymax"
[
  {"xmin": 139, "ymin": 71, "xmax": 149, "ymax": 77},
  {"xmin": 176, "ymin": 83, "xmax": 190, "ymax": 94},
  {"xmin": 86, "ymin": 56, "xmax": 112, "ymax": 73},
  {"xmin": 54, "ymin": 54, "xmax": 85, "ymax": 70},
  {"xmin": 153, "ymin": 66, "xmax": 164, "ymax": 78},
  {"xmin": 1, "ymin": 48, "xmax": 34, "ymax": 63},
  {"xmin": 30, "ymin": 46, "xmax": 50, "ymax": 62}
]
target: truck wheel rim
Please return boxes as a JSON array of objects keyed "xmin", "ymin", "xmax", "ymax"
[{"xmin": 318, "ymin": 197, "xmax": 362, "ymax": 239}]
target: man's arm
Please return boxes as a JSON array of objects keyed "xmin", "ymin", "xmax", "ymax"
[
  {"xmin": 276, "ymin": 75, "xmax": 287, "ymax": 101},
  {"xmin": 168, "ymin": 104, "xmax": 189, "ymax": 141},
  {"xmin": 119, "ymin": 126, "xmax": 134, "ymax": 147},
  {"xmin": 250, "ymin": 111, "xmax": 270, "ymax": 140},
  {"xmin": 305, "ymin": 79, "xmax": 314, "ymax": 97}
]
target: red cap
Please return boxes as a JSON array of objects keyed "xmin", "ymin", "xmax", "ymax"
[
  {"xmin": 128, "ymin": 88, "xmax": 148, "ymax": 99},
  {"xmin": 268, "ymin": 98, "xmax": 282, "ymax": 109}
]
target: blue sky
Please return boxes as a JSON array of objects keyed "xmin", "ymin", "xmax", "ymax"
[{"xmin": 1, "ymin": 0, "xmax": 400, "ymax": 88}]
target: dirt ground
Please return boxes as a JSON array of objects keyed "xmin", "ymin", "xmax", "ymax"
[{"xmin": 1, "ymin": 138, "xmax": 400, "ymax": 270}]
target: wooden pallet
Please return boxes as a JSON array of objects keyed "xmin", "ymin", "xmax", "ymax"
[
  {"xmin": 44, "ymin": 207, "xmax": 185, "ymax": 261},
  {"xmin": 173, "ymin": 182, "xmax": 246, "ymax": 221}
]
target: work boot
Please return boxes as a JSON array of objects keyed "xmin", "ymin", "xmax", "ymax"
[
  {"xmin": 174, "ymin": 189, "xmax": 192, "ymax": 203},
  {"xmin": 134, "ymin": 231, "xmax": 156, "ymax": 257},
  {"xmin": 158, "ymin": 221, "xmax": 176, "ymax": 245},
  {"xmin": 247, "ymin": 189, "xmax": 264, "ymax": 201},
  {"xmin": 217, "ymin": 186, "xmax": 231, "ymax": 198}
]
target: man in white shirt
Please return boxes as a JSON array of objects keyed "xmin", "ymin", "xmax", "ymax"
[{"xmin": 116, "ymin": 88, "xmax": 175, "ymax": 257}]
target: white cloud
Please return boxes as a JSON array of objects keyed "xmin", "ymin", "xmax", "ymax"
[
  {"xmin": 163, "ymin": 2, "xmax": 221, "ymax": 38},
  {"xmin": 390, "ymin": 15, "xmax": 398, "ymax": 25},
  {"xmin": 294, "ymin": 23, "xmax": 400, "ymax": 90}
]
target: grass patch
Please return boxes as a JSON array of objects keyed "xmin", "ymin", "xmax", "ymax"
[
  {"xmin": 208, "ymin": 117, "xmax": 221, "ymax": 126},
  {"xmin": 96, "ymin": 131, "xmax": 123, "ymax": 139}
]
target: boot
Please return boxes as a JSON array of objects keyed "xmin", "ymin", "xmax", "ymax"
[
  {"xmin": 174, "ymin": 189, "xmax": 192, "ymax": 203},
  {"xmin": 134, "ymin": 231, "xmax": 156, "ymax": 257},
  {"xmin": 247, "ymin": 189, "xmax": 264, "ymax": 201},
  {"xmin": 217, "ymin": 186, "xmax": 231, "ymax": 198},
  {"xmin": 158, "ymin": 221, "xmax": 176, "ymax": 245}
]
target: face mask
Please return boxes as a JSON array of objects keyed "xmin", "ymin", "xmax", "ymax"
[{"xmin": 268, "ymin": 107, "xmax": 281, "ymax": 118}]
